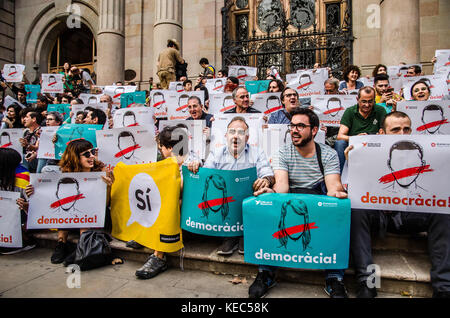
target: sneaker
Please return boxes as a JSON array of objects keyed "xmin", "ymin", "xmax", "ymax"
[
  {"xmin": 357, "ymin": 284, "xmax": 378, "ymax": 298},
  {"xmin": 135, "ymin": 254, "xmax": 168, "ymax": 279},
  {"xmin": 126, "ymin": 240, "xmax": 144, "ymax": 249},
  {"xmin": 217, "ymin": 237, "xmax": 239, "ymax": 256},
  {"xmin": 238, "ymin": 237, "xmax": 244, "ymax": 255},
  {"xmin": 324, "ymin": 278, "xmax": 348, "ymax": 298},
  {"xmin": 0, "ymin": 239, "xmax": 37, "ymax": 255},
  {"xmin": 249, "ymin": 270, "xmax": 277, "ymax": 298},
  {"xmin": 51, "ymin": 240, "xmax": 68, "ymax": 264}
]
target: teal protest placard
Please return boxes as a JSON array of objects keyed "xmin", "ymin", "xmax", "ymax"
[
  {"xmin": 47, "ymin": 104, "xmax": 71, "ymax": 122},
  {"xmin": 181, "ymin": 166, "xmax": 257, "ymax": 237},
  {"xmin": 245, "ymin": 80, "xmax": 271, "ymax": 95},
  {"xmin": 54, "ymin": 124, "xmax": 103, "ymax": 159},
  {"xmin": 25, "ymin": 85, "xmax": 41, "ymax": 104},
  {"xmin": 243, "ymin": 193, "xmax": 351, "ymax": 270},
  {"xmin": 120, "ymin": 91, "xmax": 147, "ymax": 108}
]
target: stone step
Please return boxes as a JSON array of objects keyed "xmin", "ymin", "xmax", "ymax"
[{"xmin": 32, "ymin": 231, "xmax": 432, "ymax": 298}]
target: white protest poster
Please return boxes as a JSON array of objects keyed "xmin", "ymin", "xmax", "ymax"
[
  {"xmin": 434, "ymin": 66, "xmax": 450, "ymax": 96},
  {"xmin": 166, "ymin": 91, "xmax": 205, "ymax": 121},
  {"xmin": 71, "ymin": 103, "xmax": 109, "ymax": 124},
  {"xmin": 348, "ymin": 135, "xmax": 450, "ymax": 213},
  {"xmin": 2, "ymin": 64, "xmax": 25, "ymax": 83},
  {"xmin": 262, "ymin": 124, "xmax": 291, "ymax": 164},
  {"xmin": 41, "ymin": 73, "xmax": 64, "ymax": 94},
  {"xmin": 228, "ymin": 65, "xmax": 257, "ymax": 84},
  {"xmin": 79, "ymin": 93, "xmax": 102, "ymax": 104},
  {"xmin": 287, "ymin": 70, "xmax": 327, "ymax": 97},
  {"xmin": 104, "ymin": 85, "xmax": 137, "ymax": 107},
  {"xmin": 4, "ymin": 95, "xmax": 25, "ymax": 108},
  {"xmin": 359, "ymin": 77, "xmax": 374, "ymax": 87},
  {"xmin": 27, "ymin": 172, "xmax": 107, "ymax": 229},
  {"xmin": 211, "ymin": 114, "xmax": 264, "ymax": 151},
  {"xmin": 96, "ymin": 126, "xmax": 157, "ymax": 168},
  {"xmin": 205, "ymin": 78, "xmax": 227, "ymax": 94},
  {"xmin": 250, "ymin": 92, "xmax": 283, "ymax": 115},
  {"xmin": 37, "ymin": 126, "xmax": 58, "ymax": 159},
  {"xmin": 396, "ymin": 100, "xmax": 450, "ymax": 135},
  {"xmin": 159, "ymin": 119, "xmax": 207, "ymax": 160},
  {"xmin": 402, "ymin": 75, "xmax": 447, "ymax": 101},
  {"xmin": 113, "ymin": 106, "xmax": 155, "ymax": 128},
  {"xmin": 149, "ymin": 89, "xmax": 170, "ymax": 118},
  {"xmin": 261, "ymin": 124, "xmax": 325, "ymax": 164},
  {"xmin": 286, "ymin": 73, "xmax": 298, "ymax": 84},
  {"xmin": 387, "ymin": 64, "xmax": 423, "ymax": 78},
  {"xmin": 169, "ymin": 81, "xmax": 184, "ymax": 92},
  {"xmin": 0, "ymin": 129, "xmax": 23, "ymax": 160},
  {"xmin": 208, "ymin": 93, "xmax": 235, "ymax": 115},
  {"xmin": 0, "ymin": 191, "xmax": 22, "ymax": 248},
  {"xmin": 433, "ymin": 49, "xmax": 450, "ymax": 73},
  {"xmin": 311, "ymin": 95, "xmax": 357, "ymax": 127}
]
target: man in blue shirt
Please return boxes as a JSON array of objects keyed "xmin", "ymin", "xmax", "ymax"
[
  {"xmin": 187, "ymin": 116, "xmax": 274, "ymax": 256},
  {"xmin": 268, "ymin": 88, "xmax": 301, "ymax": 124}
]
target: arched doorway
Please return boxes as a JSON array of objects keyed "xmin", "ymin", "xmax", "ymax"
[{"xmin": 48, "ymin": 23, "xmax": 96, "ymax": 78}]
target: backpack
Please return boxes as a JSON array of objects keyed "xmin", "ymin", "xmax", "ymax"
[{"xmin": 74, "ymin": 230, "xmax": 113, "ymax": 271}]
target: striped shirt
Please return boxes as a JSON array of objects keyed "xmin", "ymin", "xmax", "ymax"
[{"xmin": 272, "ymin": 142, "xmax": 340, "ymax": 189}]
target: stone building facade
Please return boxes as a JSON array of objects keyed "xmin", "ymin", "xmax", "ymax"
[{"xmin": 0, "ymin": 0, "xmax": 449, "ymax": 90}]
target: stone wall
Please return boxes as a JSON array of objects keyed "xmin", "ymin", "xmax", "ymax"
[{"xmin": 0, "ymin": 0, "xmax": 15, "ymax": 68}]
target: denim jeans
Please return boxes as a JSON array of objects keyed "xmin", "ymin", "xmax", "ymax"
[{"xmin": 334, "ymin": 140, "xmax": 348, "ymax": 174}]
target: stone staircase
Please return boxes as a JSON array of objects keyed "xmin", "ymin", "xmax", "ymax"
[{"xmin": 32, "ymin": 229, "xmax": 432, "ymax": 298}]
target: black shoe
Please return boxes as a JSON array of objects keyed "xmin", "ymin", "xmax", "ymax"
[
  {"xmin": 63, "ymin": 249, "xmax": 77, "ymax": 267},
  {"xmin": 51, "ymin": 241, "xmax": 68, "ymax": 264},
  {"xmin": 217, "ymin": 237, "xmax": 239, "ymax": 256},
  {"xmin": 433, "ymin": 290, "xmax": 450, "ymax": 298},
  {"xmin": 249, "ymin": 270, "xmax": 277, "ymax": 298},
  {"xmin": 238, "ymin": 237, "xmax": 244, "ymax": 255},
  {"xmin": 126, "ymin": 240, "xmax": 144, "ymax": 249},
  {"xmin": 324, "ymin": 278, "xmax": 348, "ymax": 298},
  {"xmin": 356, "ymin": 281, "xmax": 377, "ymax": 298},
  {"xmin": 135, "ymin": 254, "xmax": 168, "ymax": 279}
]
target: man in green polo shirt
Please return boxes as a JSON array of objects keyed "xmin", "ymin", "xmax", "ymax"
[{"xmin": 334, "ymin": 86, "xmax": 386, "ymax": 172}]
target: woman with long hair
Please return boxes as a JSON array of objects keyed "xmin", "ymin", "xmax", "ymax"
[
  {"xmin": 0, "ymin": 148, "xmax": 36, "ymax": 254},
  {"xmin": 25, "ymin": 139, "xmax": 116, "ymax": 264},
  {"xmin": 1, "ymin": 103, "xmax": 23, "ymax": 129}
]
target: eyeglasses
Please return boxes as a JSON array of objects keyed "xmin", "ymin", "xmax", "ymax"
[
  {"xmin": 46, "ymin": 117, "xmax": 55, "ymax": 122},
  {"xmin": 288, "ymin": 123, "xmax": 311, "ymax": 132},
  {"xmin": 284, "ymin": 93, "xmax": 298, "ymax": 98},
  {"xmin": 80, "ymin": 148, "xmax": 98, "ymax": 158},
  {"xmin": 227, "ymin": 128, "xmax": 247, "ymax": 136}
]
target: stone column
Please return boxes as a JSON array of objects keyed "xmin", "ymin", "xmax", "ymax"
[
  {"xmin": 380, "ymin": 0, "xmax": 420, "ymax": 65},
  {"xmin": 96, "ymin": 0, "xmax": 125, "ymax": 85},
  {"xmin": 153, "ymin": 0, "xmax": 183, "ymax": 79}
]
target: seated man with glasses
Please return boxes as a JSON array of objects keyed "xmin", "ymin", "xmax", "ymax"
[
  {"xmin": 268, "ymin": 88, "xmax": 302, "ymax": 124},
  {"xmin": 251, "ymin": 107, "xmax": 349, "ymax": 299},
  {"xmin": 187, "ymin": 116, "xmax": 274, "ymax": 256}
]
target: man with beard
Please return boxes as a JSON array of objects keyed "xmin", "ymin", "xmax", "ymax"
[
  {"xmin": 187, "ymin": 116, "xmax": 274, "ymax": 257},
  {"xmin": 347, "ymin": 111, "xmax": 450, "ymax": 298},
  {"xmin": 250, "ymin": 107, "xmax": 348, "ymax": 299}
]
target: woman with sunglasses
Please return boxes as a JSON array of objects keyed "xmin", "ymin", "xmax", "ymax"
[
  {"xmin": 36, "ymin": 111, "xmax": 64, "ymax": 173},
  {"xmin": 25, "ymin": 139, "xmax": 116, "ymax": 265}
]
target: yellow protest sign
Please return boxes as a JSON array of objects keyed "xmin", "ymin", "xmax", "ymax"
[{"xmin": 111, "ymin": 157, "xmax": 183, "ymax": 252}]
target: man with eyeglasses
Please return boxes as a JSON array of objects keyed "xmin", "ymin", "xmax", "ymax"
[
  {"xmin": 268, "ymin": 87, "xmax": 301, "ymax": 124},
  {"xmin": 250, "ymin": 107, "xmax": 349, "ymax": 299},
  {"xmin": 187, "ymin": 116, "xmax": 274, "ymax": 256},
  {"xmin": 224, "ymin": 87, "xmax": 261, "ymax": 114},
  {"xmin": 335, "ymin": 86, "xmax": 387, "ymax": 172}
]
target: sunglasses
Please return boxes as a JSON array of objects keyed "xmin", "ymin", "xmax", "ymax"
[{"xmin": 80, "ymin": 148, "xmax": 98, "ymax": 158}]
